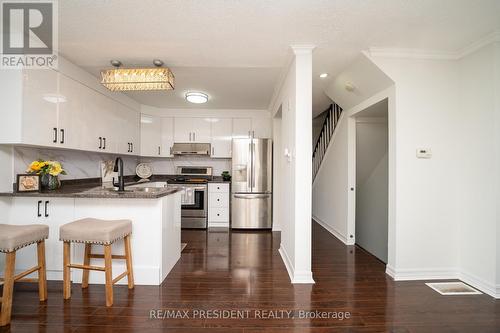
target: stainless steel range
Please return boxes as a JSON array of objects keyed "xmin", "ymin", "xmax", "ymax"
[{"xmin": 168, "ymin": 166, "xmax": 212, "ymax": 229}]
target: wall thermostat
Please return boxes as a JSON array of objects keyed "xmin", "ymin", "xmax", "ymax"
[{"xmin": 416, "ymin": 148, "xmax": 432, "ymax": 159}]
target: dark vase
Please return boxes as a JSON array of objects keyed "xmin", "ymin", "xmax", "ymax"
[{"xmin": 41, "ymin": 174, "xmax": 61, "ymax": 191}]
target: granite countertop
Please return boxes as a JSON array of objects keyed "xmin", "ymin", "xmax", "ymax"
[{"xmin": 0, "ymin": 177, "xmax": 183, "ymax": 199}]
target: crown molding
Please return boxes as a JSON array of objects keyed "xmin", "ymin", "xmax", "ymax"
[{"xmin": 367, "ymin": 30, "xmax": 500, "ymax": 61}]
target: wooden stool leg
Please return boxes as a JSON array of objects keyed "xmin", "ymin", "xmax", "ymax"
[
  {"xmin": 81, "ymin": 244, "xmax": 91, "ymax": 289},
  {"xmin": 124, "ymin": 235, "xmax": 134, "ymax": 289},
  {"xmin": 104, "ymin": 244, "xmax": 113, "ymax": 307},
  {"xmin": 63, "ymin": 242, "xmax": 71, "ymax": 300},
  {"xmin": 37, "ymin": 241, "xmax": 47, "ymax": 301},
  {"xmin": 0, "ymin": 252, "xmax": 16, "ymax": 326}
]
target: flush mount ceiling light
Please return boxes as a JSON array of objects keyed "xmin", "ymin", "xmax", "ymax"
[
  {"xmin": 100, "ymin": 60, "xmax": 175, "ymax": 92},
  {"xmin": 186, "ymin": 92, "xmax": 208, "ymax": 104},
  {"xmin": 319, "ymin": 73, "xmax": 329, "ymax": 78}
]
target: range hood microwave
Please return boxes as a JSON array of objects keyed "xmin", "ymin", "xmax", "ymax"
[{"xmin": 171, "ymin": 143, "xmax": 211, "ymax": 156}]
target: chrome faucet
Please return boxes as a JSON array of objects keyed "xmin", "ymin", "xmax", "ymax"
[{"xmin": 112, "ymin": 157, "xmax": 125, "ymax": 191}]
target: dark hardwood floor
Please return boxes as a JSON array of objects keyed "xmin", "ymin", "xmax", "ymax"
[{"xmin": 1, "ymin": 222, "xmax": 499, "ymax": 332}]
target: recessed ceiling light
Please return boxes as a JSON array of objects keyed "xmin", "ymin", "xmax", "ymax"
[
  {"xmin": 186, "ymin": 92, "xmax": 208, "ymax": 104},
  {"xmin": 319, "ymin": 73, "xmax": 329, "ymax": 78}
]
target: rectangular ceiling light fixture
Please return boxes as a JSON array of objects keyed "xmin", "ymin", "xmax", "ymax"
[{"xmin": 100, "ymin": 67, "xmax": 175, "ymax": 91}]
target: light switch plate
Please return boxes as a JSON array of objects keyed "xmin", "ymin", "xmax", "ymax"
[{"xmin": 416, "ymin": 148, "xmax": 432, "ymax": 159}]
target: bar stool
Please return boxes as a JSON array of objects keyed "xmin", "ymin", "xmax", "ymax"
[
  {"xmin": 0, "ymin": 224, "xmax": 49, "ymax": 326},
  {"xmin": 59, "ymin": 218, "xmax": 134, "ymax": 307}
]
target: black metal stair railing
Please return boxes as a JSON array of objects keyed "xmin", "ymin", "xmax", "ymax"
[{"xmin": 312, "ymin": 103, "xmax": 343, "ymax": 180}]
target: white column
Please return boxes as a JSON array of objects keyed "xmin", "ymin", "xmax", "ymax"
[{"xmin": 279, "ymin": 45, "xmax": 315, "ymax": 283}]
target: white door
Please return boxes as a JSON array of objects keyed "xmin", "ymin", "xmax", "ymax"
[
  {"xmin": 58, "ymin": 73, "xmax": 83, "ymax": 150},
  {"xmin": 211, "ymin": 118, "xmax": 232, "ymax": 158},
  {"xmin": 21, "ymin": 69, "xmax": 58, "ymax": 146},
  {"xmin": 161, "ymin": 117, "xmax": 174, "ymax": 157},
  {"xmin": 141, "ymin": 114, "xmax": 162, "ymax": 157},
  {"xmin": 192, "ymin": 118, "xmax": 211, "ymax": 143},
  {"xmin": 174, "ymin": 117, "xmax": 193, "ymax": 142},
  {"xmin": 80, "ymin": 88, "xmax": 105, "ymax": 152},
  {"xmin": 232, "ymin": 118, "xmax": 252, "ymax": 139},
  {"xmin": 8, "ymin": 197, "xmax": 75, "ymax": 277}
]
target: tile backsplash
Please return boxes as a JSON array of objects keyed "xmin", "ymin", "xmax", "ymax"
[
  {"xmin": 14, "ymin": 147, "xmax": 231, "ymax": 180},
  {"xmin": 140, "ymin": 156, "xmax": 231, "ymax": 177},
  {"xmin": 14, "ymin": 147, "xmax": 138, "ymax": 180}
]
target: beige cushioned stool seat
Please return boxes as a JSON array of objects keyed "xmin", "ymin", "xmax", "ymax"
[
  {"xmin": 0, "ymin": 224, "xmax": 49, "ymax": 253},
  {"xmin": 59, "ymin": 218, "xmax": 132, "ymax": 245}
]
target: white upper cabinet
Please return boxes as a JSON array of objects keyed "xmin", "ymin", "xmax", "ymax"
[
  {"xmin": 232, "ymin": 118, "xmax": 252, "ymax": 139},
  {"xmin": 58, "ymin": 74, "xmax": 84, "ymax": 150},
  {"xmin": 173, "ymin": 118, "xmax": 192, "ymax": 142},
  {"xmin": 211, "ymin": 118, "xmax": 232, "ymax": 158},
  {"xmin": 141, "ymin": 114, "xmax": 162, "ymax": 157},
  {"xmin": 192, "ymin": 118, "xmax": 211, "ymax": 143},
  {"xmin": 21, "ymin": 69, "xmax": 59, "ymax": 147},
  {"xmin": 0, "ymin": 68, "xmax": 140, "ymax": 155},
  {"xmin": 174, "ymin": 117, "xmax": 211, "ymax": 143},
  {"xmin": 161, "ymin": 117, "xmax": 174, "ymax": 157}
]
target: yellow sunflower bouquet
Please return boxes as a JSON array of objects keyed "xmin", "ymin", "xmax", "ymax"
[{"xmin": 27, "ymin": 160, "xmax": 67, "ymax": 176}]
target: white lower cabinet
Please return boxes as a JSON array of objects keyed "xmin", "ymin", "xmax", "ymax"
[
  {"xmin": 208, "ymin": 183, "xmax": 230, "ymax": 227},
  {"xmin": 5, "ymin": 197, "xmax": 75, "ymax": 280}
]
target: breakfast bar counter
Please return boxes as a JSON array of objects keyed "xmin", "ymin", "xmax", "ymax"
[{"xmin": 0, "ymin": 180, "xmax": 183, "ymax": 286}]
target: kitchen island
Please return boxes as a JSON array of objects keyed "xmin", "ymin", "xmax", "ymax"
[{"xmin": 0, "ymin": 181, "xmax": 183, "ymax": 285}]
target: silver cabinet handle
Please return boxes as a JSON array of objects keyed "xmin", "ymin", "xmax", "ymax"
[{"xmin": 234, "ymin": 194, "xmax": 270, "ymax": 199}]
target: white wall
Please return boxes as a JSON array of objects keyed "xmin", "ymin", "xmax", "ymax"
[
  {"xmin": 456, "ymin": 42, "xmax": 499, "ymax": 293},
  {"xmin": 316, "ymin": 39, "xmax": 500, "ymax": 297},
  {"xmin": 272, "ymin": 115, "xmax": 283, "ymax": 231},
  {"xmin": 312, "ymin": 117, "xmax": 350, "ymax": 242},
  {"xmin": 355, "ymin": 118, "xmax": 388, "ymax": 263},
  {"xmin": 368, "ymin": 55, "xmax": 461, "ymax": 276},
  {"xmin": 270, "ymin": 46, "xmax": 314, "ymax": 283}
]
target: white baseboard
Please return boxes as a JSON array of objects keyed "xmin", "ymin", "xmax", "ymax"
[
  {"xmin": 312, "ymin": 215, "xmax": 354, "ymax": 245},
  {"xmin": 386, "ymin": 265, "xmax": 499, "ymax": 299},
  {"xmin": 459, "ymin": 270, "xmax": 498, "ymax": 299},
  {"xmin": 278, "ymin": 245, "xmax": 314, "ymax": 284},
  {"xmin": 386, "ymin": 266, "xmax": 459, "ymax": 281}
]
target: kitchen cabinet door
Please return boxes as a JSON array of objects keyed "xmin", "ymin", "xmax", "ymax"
[
  {"xmin": 251, "ymin": 117, "xmax": 272, "ymax": 138},
  {"xmin": 117, "ymin": 106, "xmax": 140, "ymax": 155},
  {"xmin": 161, "ymin": 117, "xmax": 174, "ymax": 157},
  {"xmin": 58, "ymin": 73, "xmax": 84, "ymax": 150},
  {"xmin": 8, "ymin": 197, "xmax": 75, "ymax": 277},
  {"xmin": 211, "ymin": 118, "xmax": 232, "ymax": 158},
  {"xmin": 80, "ymin": 88, "xmax": 106, "ymax": 152},
  {"xmin": 192, "ymin": 118, "xmax": 211, "ymax": 143},
  {"xmin": 232, "ymin": 118, "xmax": 252, "ymax": 139},
  {"xmin": 174, "ymin": 117, "xmax": 193, "ymax": 142},
  {"xmin": 21, "ymin": 69, "xmax": 59, "ymax": 147},
  {"xmin": 141, "ymin": 114, "xmax": 162, "ymax": 157}
]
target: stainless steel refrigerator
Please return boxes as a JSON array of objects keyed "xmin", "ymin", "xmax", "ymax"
[{"xmin": 231, "ymin": 138, "xmax": 272, "ymax": 229}]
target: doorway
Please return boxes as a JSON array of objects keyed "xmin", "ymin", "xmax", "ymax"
[{"xmin": 354, "ymin": 99, "xmax": 388, "ymax": 263}]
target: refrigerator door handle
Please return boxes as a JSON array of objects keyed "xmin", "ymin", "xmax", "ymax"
[
  {"xmin": 248, "ymin": 142, "xmax": 253, "ymax": 189},
  {"xmin": 252, "ymin": 140, "xmax": 256, "ymax": 189},
  {"xmin": 234, "ymin": 194, "xmax": 271, "ymax": 199}
]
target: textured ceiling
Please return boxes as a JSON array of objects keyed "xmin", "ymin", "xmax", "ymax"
[{"xmin": 58, "ymin": 0, "xmax": 500, "ymax": 112}]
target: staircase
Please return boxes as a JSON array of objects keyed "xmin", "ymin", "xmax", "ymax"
[{"xmin": 312, "ymin": 103, "xmax": 343, "ymax": 180}]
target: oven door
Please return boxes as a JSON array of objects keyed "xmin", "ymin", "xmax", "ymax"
[{"xmin": 181, "ymin": 185, "xmax": 207, "ymax": 218}]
